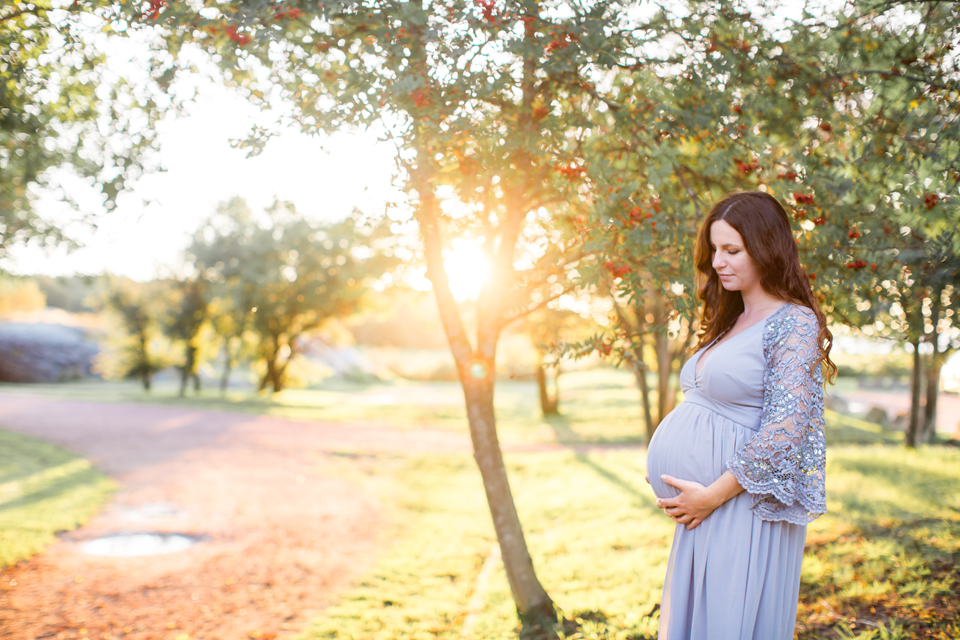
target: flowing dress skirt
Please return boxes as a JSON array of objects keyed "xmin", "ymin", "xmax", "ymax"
[{"xmin": 647, "ymin": 399, "xmax": 807, "ymax": 640}]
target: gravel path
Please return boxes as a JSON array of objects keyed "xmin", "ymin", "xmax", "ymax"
[{"xmin": 0, "ymin": 394, "xmax": 475, "ymax": 640}]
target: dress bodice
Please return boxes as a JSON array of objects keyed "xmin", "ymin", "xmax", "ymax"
[{"xmin": 677, "ymin": 317, "xmax": 769, "ymax": 430}]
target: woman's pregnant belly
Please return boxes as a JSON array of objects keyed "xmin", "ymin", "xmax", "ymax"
[{"xmin": 646, "ymin": 401, "xmax": 754, "ymax": 500}]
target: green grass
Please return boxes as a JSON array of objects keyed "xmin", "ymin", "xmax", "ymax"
[
  {"xmin": 0, "ymin": 429, "xmax": 116, "ymax": 568},
  {"xmin": 296, "ymin": 445, "xmax": 960, "ymax": 640},
  {"xmin": 824, "ymin": 409, "xmax": 903, "ymax": 445}
]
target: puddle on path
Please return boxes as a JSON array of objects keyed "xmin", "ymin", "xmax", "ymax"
[{"xmin": 82, "ymin": 533, "xmax": 203, "ymax": 557}]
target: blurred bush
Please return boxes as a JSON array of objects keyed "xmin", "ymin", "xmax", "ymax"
[{"xmin": 0, "ymin": 277, "xmax": 46, "ymax": 316}]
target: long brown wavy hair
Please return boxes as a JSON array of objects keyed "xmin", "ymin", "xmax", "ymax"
[{"xmin": 693, "ymin": 191, "xmax": 836, "ymax": 380}]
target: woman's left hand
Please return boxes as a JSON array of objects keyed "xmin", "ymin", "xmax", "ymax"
[{"xmin": 655, "ymin": 475, "xmax": 720, "ymax": 530}]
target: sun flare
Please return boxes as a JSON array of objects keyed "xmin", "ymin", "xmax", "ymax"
[{"xmin": 443, "ymin": 239, "xmax": 490, "ymax": 301}]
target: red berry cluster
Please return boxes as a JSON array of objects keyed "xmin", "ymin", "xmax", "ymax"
[
  {"xmin": 793, "ymin": 193, "xmax": 815, "ymax": 205},
  {"xmin": 144, "ymin": 0, "xmax": 166, "ymax": 21},
  {"xmin": 225, "ymin": 25, "xmax": 252, "ymax": 45},
  {"xmin": 476, "ymin": 0, "xmax": 498, "ymax": 23},
  {"xmin": 778, "ymin": 171, "xmax": 798, "ymax": 181},
  {"xmin": 732, "ymin": 105, "xmax": 742, "ymax": 114},
  {"xmin": 812, "ymin": 216, "xmax": 827, "ymax": 225},
  {"xmin": 410, "ymin": 89, "xmax": 432, "ymax": 108},
  {"xmin": 273, "ymin": 6, "xmax": 303, "ymax": 20},
  {"xmin": 556, "ymin": 163, "xmax": 586, "ymax": 180},
  {"xmin": 735, "ymin": 159, "xmax": 759, "ymax": 175},
  {"xmin": 819, "ymin": 122, "xmax": 832, "ymax": 133},
  {"xmin": 924, "ymin": 193, "xmax": 939, "ymax": 210},
  {"xmin": 603, "ymin": 260, "xmax": 633, "ymax": 279},
  {"xmin": 847, "ymin": 229, "xmax": 862, "ymax": 239},
  {"xmin": 845, "ymin": 259, "xmax": 868, "ymax": 270},
  {"xmin": 546, "ymin": 30, "xmax": 578, "ymax": 52}
]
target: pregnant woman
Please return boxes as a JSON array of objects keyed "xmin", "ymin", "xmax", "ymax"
[{"xmin": 646, "ymin": 191, "xmax": 834, "ymax": 640}]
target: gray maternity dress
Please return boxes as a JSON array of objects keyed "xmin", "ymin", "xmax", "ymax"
[{"xmin": 647, "ymin": 303, "xmax": 826, "ymax": 640}]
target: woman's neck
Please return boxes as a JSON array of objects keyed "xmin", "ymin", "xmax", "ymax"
[{"xmin": 739, "ymin": 286, "xmax": 784, "ymax": 320}]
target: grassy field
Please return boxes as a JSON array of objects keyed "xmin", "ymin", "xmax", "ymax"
[
  {"xmin": 298, "ymin": 445, "xmax": 960, "ymax": 640},
  {"xmin": 0, "ymin": 367, "xmax": 913, "ymax": 446},
  {"xmin": 0, "ymin": 429, "xmax": 115, "ymax": 569}
]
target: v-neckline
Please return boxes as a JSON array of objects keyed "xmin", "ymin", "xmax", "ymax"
[{"xmin": 694, "ymin": 303, "xmax": 789, "ymax": 381}]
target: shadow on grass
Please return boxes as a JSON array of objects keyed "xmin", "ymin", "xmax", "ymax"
[
  {"xmin": 0, "ymin": 466, "xmax": 103, "ymax": 514},
  {"xmin": 572, "ymin": 452, "xmax": 660, "ymax": 516},
  {"xmin": 829, "ymin": 453, "xmax": 960, "ymax": 521},
  {"xmin": 541, "ymin": 413, "xmax": 645, "ymax": 446}
]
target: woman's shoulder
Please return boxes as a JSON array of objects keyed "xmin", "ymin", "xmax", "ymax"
[{"xmin": 763, "ymin": 302, "xmax": 820, "ymax": 342}]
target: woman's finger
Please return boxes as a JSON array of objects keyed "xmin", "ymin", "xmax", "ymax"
[
  {"xmin": 660, "ymin": 474, "xmax": 688, "ymax": 490},
  {"xmin": 657, "ymin": 497, "xmax": 681, "ymax": 509}
]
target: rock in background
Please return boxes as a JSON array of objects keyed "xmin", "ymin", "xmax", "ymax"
[{"xmin": 0, "ymin": 323, "xmax": 99, "ymax": 383}]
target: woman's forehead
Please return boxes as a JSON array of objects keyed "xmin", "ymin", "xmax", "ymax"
[{"xmin": 709, "ymin": 219, "xmax": 743, "ymax": 245}]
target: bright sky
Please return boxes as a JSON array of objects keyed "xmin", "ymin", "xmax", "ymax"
[{"xmin": 4, "ymin": 74, "xmax": 399, "ymax": 282}]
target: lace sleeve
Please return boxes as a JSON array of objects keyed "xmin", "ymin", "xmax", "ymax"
[{"xmin": 726, "ymin": 305, "xmax": 827, "ymax": 524}]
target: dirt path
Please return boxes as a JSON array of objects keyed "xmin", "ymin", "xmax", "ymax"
[{"xmin": 0, "ymin": 394, "xmax": 475, "ymax": 640}]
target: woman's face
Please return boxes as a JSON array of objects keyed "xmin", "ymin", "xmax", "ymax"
[{"xmin": 709, "ymin": 219, "xmax": 762, "ymax": 293}]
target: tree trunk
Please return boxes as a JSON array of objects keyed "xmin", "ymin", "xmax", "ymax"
[
  {"xmin": 906, "ymin": 338, "xmax": 923, "ymax": 448},
  {"xmin": 630, "ymin": 345, "xmax": 656, "ymax": 444},
  {"xmin": 139, "ymin": 333, "xmax": 151, "ymax": 391},
  {"xmin": 413, "ymin": 164, "xmax": 554, "ymax": 628},
  {"xmin": 535, "ymin": 351, "xmax": 559, "ymax": 416},
  {"xmin": 259, "ymin": 353, "xmax": 276, "ymax": 393},
  {"xmin": 462, "ymin": 378, "xmax": 555, "ymax": 624},
  {"xmin": 179, "ymin": 344, "xmax": 196, "ymax": 397},
  {"xmin": 655, "ymin": 328, "xmax": 671, "ymax": 424},
  {"xmin": 922, "ymin": 351, "xmax": 944, "ymax": 444},
  {"xmin": 220, "ymin": 343, "xmax": 233, "ymax": 396}
]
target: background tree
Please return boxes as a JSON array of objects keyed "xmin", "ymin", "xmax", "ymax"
[
  {"xmin": 568, "ymin": 0, "xmax": 960, "ymax": 449},
  {"xmin": 98, "ymin": 279, "xmax": 172, "ymax": 390},
  {"xmin": 188, "ymin": 198, "xmax": 394, "ymax": 393},
  {"xmin": 166, "ymin": 277, "xmax": 212, "ymax": 396},
  {"xmin": 187, "ymin": 197, "xmax": 258, "ymax": 393},
  {"xmin": 740, "ymin": 0, "xmax": 960, "ymax": 446},
  {"xmin": 515, "ymin": 306, "xmax": 592, "ymax": 417}
]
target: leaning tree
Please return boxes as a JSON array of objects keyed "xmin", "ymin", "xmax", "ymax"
[{"xmin": 150, "ymin": 0, "xmax": 649, "ymax": 628}]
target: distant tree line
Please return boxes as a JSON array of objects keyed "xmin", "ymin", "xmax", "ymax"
[{"xmin": 97, "ymin": 198, "xmax": 397, "ymax": 394}]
